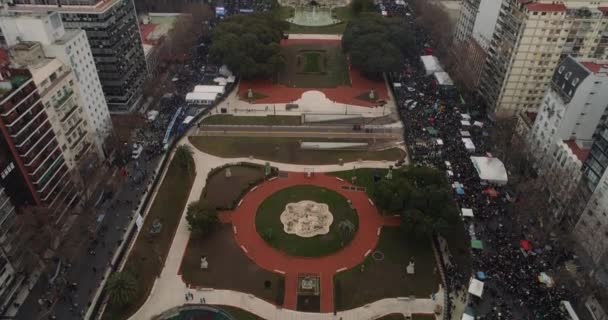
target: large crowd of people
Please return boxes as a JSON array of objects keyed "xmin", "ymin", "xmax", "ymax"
[{"xmin": 386, "ymin": 1, "xmax": 579, "ymax": 319}]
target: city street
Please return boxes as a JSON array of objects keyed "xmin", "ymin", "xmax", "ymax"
[{"xmin": 17, "ymin": 156, "xmax": 162, "ymax": 320}]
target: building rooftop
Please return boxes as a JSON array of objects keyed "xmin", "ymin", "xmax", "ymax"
[
  {"xmin": 580, "ymin": 61, "xmax": 608, "ymax": 75},
  {"xmin": 524, "ymin": 2, "xmax": 567, "ymax": 13},
  {"xmin": 565, "ymin": 140, "xmax": 590, "ymax": 162},
  {"xmin": 9, "ymin": 0, "xmax": 118, "ymax": 14}
]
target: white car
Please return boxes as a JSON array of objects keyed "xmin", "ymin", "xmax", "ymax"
[{"xmin": 132, "ymin": 144, "xmax": 144, "ymax": 160}]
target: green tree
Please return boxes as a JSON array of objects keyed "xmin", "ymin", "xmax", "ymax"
[
  {"xmin": 186, "ymin": 200, "xmax": 219, "ymax": 236},
  {"xmin": 107, "ymin": 271, "xmax": 138, "ymax": 306},
  {"xmin": 174, "ymin": 145, "xmax": 195, "ymax": 175},
  {"xmin": 342, "ymin": 13, "xmax": 415, "ymax": 77},
  {"xmin": 210, "ymin": 14, "xmax": 288, "ymax": 79},
  {"xmin": 351, "ymin": 0, "xmax": 375, "ymax": 15}
]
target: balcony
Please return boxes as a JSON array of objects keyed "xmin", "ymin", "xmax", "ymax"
[
  {"xmin": 54, "ymin": 90, "xmax": 74, "ymax": 111},
  {"xmin": 28, "ymin": 146, "xmax": 60, "ymax": 178},
  {"xmin": 19, "ymin": 129, "xmax": 53, "ymax": 158},
  {"xmin": 9, "ymin": 110, "xmax": 46, "ymax": 139},
  {"xmin": 41, "ymin": 166, "xmax": 70, "ymax": 202},
  {"xmin": 24, "ymin": 139, "xmax": 57, "ymax": 168},
  {"xmin": 4, "ymin": 100, "xmax": 43, "ymax": 129},
  {"xmin": 14, "ymin": 121, "xmax": 51, "ymax": 149},
  {"xmin": 36, "ymin": 157, "xmax": 64, "ymax": 188},
  {"xmin": 60, "ymin": 103, "xmax": 79, "ymax": 123},
  {"xmin": 70, "ymin": 132, "xmax": 87, "ymax": 150},
  {"xmin": 1, "ymin": 87, "xmax": 38, "ymax": 117}
]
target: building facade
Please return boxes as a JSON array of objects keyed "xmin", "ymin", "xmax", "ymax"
[
  {"xmin": 454, "ymin": 0, "xmax": 502, "ymax": 49},
  {"xmin": 528, "ymin": 56, "xmax": 608, "ymax": 222},
  {"xmin": 9, "ymin": 42, "xmax": 96, "ymax": 172},
  {"xmin": 479, "ymin": 0, "xmax": 608, "ymax": 115},
  {"xmin": 0, "ymin": 12, "xmax": 113, "ymax": 155},
  {"xmin": 7, "ymin": 0, "xmax": 148, "ymax": 113},
  {"xmin": 0, "ymin": 65, "xmax": 79, "ymax": 218}
]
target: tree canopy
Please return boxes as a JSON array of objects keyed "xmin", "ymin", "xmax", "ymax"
[
  {"xmin": 210, "ymin": 14, "xmax": 288, "ymax": 79},
  {"xmin": 342, "ymin": 13, "xmax": 415, "ymax": 77},
  {"xmin": 351, "ymin": 0, "xmax": 375, "ymax": 15},
  {"xmin": 107, "ymin": 271, "xmax": 138, "ymax": 306},
  {"xmin": 186, "ymin": 200, "xmax": 219, "ymax": 237},
  {"xmin": 372, "ymin": 166, "xmax": 459, "ymax": 239}
]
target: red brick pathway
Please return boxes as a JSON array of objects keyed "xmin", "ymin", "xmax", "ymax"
[{"xmin": 227, "ymin": 172, "xmax": 386, "ymax": 312}]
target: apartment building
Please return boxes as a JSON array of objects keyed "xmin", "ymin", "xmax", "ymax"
[
  {"xmin": 528, "ymin": 56, "xmax": 608, "ymax": 220},
  {"xmin": 479, "ymin": 0, "xmax": 608, "ymax": 115},
  {"xmin": 454, "ymin": 0, "xmax": 502, "ymax": 49},
  {"xmin": 9, "ymin": 42, "xmax": 96, "ymax": 171},
  {"xmin": 0, "ymin": 11, "xmax": 112, "ymax": 156},
  {"xmin": 6, "ymin": 0, "xmax": 148, "ymax": 113},
  {"xmin": 0, "ymin": 64, "xmax": 80, "ymax": 219}
]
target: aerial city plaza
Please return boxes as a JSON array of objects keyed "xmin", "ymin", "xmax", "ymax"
[{"xmin": 0, "ymin": 0, "xmax": 607, "ymax": 319}]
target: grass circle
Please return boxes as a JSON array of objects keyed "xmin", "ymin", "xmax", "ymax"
[{"xmin": 255, "ymin": 185, "xmax": 359, "ymax": 257}]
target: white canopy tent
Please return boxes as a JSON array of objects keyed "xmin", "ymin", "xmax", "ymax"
[
  {"xmin": 461, "ymin": 208, "xmax": 474, "ymax": 218},
  {"xmin": 194, "ymin": 85, "xmax": 225, "ymax": 95},
  {"xmin": 461, "ymin": 120, "xmax": 471, "ymax": 126},
  {"xmin": 468, "ymin": 278, "xmax": 484, "ymax": 298},
  {"xmin": 460, "ymin": 130, "xmax": 471, "ymax": 137},
  {"xmin": 186, "ymin": 92, "xmax": 218, "ymax": 105},
  {"xmin": 462, "ymin": 138, "xmax": 476, "ymax": 152},
  {"xmin": 470, "ymin": 156, "xmax": 508, "ymax": 185},
  {"xmin": 434, "ymin": 71, "xmax": 454, "ymax": 86},
  {"xmin": 461, "ymin": 113, "xmax": 471, "ymax": 120},
  {"xmin": 436, "ymin": 139, "xmax": 444, "ymax": 146},
  {"xmin": 461, "ymin": 314, "xmax": 475, "ymax": 320},
  {"xmin": 474, "ymin": 121, "xmax": 484, "ymax": 128},
  {"xmin": 421, "ymin": 55, "xmax": 443, "ymax": 76}
]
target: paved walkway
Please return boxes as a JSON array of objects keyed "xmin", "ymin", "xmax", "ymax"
[
  {"xmin": 228, "ymin": 172, "xmax": 385, "ymax": 312},
  {"xmin": 128, "ymin": 139, "xmax": 441, "ymax": 319}
]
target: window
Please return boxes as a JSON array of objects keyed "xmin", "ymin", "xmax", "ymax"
[
  {"xmin": 565, "ymin": 72, "xmax": 572, "ymax": 80},
  {"xmin": 573, "ymin": 78, "xmax": 580, "ymax": 86}
]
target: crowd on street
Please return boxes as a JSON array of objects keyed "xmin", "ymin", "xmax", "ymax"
[{"xmin": 388, "ymin": 1, "xmax": 581, "ymax": 319}]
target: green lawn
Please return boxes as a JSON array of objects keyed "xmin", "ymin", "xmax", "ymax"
[
  {"xmin": 201, "ymin": 164, "xmax": 267, "ymax": 209},
  {"xmin": 334, "ymin": 228, "xmax": 439, "ymax": 310},
  {"xmin": 256, "ymin": 185, "xmax": 358, "ymax": 257},
  {"xmin": 188, "ymin": 136, "xmax": 404, "ymax": 165},
  {"xmin": 302, "ymin": 51, "xmax": 323, "ymax": 73},
  {"xmin": 331, "ymin": 168, "xmax": 389, "ymax": 198},
  {"xmin": 103, "ymin": 154, "xmax": 196, "ymax": 319},
  {"xmin": 201, "ymin": 115, "xmax": 301, "ymax": 126},
  {"xmin": 278, "ymin": 44, "xmax": 350, "ymax": 88}
]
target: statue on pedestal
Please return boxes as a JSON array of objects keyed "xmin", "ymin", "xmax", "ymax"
[{"xmin": 200, "ymin": 256, "xmax": 208, "ymax": 270}]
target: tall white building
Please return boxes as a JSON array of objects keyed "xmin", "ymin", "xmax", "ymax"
[
  {"xmin": 0, "ymin": 12, "xmax": 112, "ymax": 157},
  {"xmin": 9, "ymin": 42, "xmax": 96, "ymax": 171},
  {"xmin": 478, "ymin": 0, "xmax": 608, "ymax": 115},
  {"xmin": 528, "ymin": 56, "xmax": 608, "ymax": 221},
  {"xmin": 454, "ymin": 0, "xmax": 502, "ymax": 49}
]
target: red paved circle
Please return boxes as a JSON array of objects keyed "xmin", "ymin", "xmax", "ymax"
[{"xmin": 228, "ymin": 172, "xmax": 393, "ymax": 312}]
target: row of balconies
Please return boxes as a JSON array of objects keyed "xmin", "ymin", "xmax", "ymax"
[
  {"xmin": 27, "ymin": 146, "xmax": 61, "ymax": 182},
  {"xmin": 40, "ymin": 164, "xmax": 70, "ymax": 203},
  {"xmin": 0, "ymin": 79, "xmax": 36, "ymax": 114}
]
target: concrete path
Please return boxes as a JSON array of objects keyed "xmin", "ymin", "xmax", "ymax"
[{"xmin": 128, "ymin": 138, "xmax": 441, "ymax": 320}]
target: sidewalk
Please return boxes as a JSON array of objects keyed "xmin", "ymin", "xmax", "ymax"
[{"xmin": 128, "ymin": 139, "xmax": 437, "ymax": 320}]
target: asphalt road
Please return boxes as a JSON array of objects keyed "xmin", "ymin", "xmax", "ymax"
[{"xmin": 17, "ymin": 156, "xmax": 161, "ymax": 320}]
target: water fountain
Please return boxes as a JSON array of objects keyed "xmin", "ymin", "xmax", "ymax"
[{"xmin": 288, "ymin": 1, "xmax": 336, "ymax": 26}]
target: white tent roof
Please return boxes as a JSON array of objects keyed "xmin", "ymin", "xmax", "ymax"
[
  {"xmin": 468, "ymin": 278, "xmax": 484, "ymax": 298},
  {"xmin": 460, "ymin": 130, "xmax": 471, "ymax": 137},
  {"xmin": 434, "ymin": 71, "xmax": 454, "ymax": 86},
  {"xmin": 182, "ymin": 116, "xmax": 194, "ymax": 124},
  {"xmin": 461, "ymin": 208, "xmax": 474, "ymax": 217},
  {"xmin": 186, "ymin": 91, "xmax": 218, "ymax": 102},
  {"xmin": 561, "ymin": 301, "xmax": 579, "ymax": 320},
  {"xmin": 462, "ymin": 138, "xmax": 475, "ymax": 152},
  {"xmin": 393, "ymin": 82, "xmax": 402, "ymax": 87},
  {"xmin": 461, "ymin": 113, "xmax": 471, "ymax": 120},
  {"xmin": 436, "ymin": 139, "xmax": 444, "ymax": 146},
  {"xmin": 461, "ymin": 120, "xmax": 471, "ymax": 126},
  {"xmin": 470, "ymin": 156, "xmax": 508, "ymax": 185},
  {"xmin": 461, "ymin": 314, "xmax": 475, "ymax": 320},
  {"xmin": 474, "ymin": 121, "xmax": 484, "ymax": 127},
  {"xmin": 194, "ymin": 85, "xmax": 225, "ymax": 94},
  {"xmin": 421, "ymin": 55, "xmax": 443, "ymax": 75}
]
